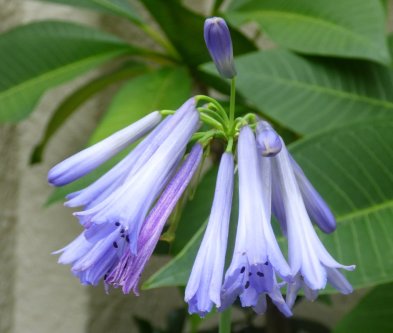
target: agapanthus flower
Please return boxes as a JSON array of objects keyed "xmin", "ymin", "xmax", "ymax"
[
  {"xmin": 220, "ymin": 126, "xmax": 292, "ymax": 316},
  {"xmin": 105, "ymin": 143, "xmax": 203, "ymax": 294},
  {"xmin": 52, "ymin": 98, "xmax": 201, "ymax": 286},
  {"xmin": 185, "ymin": 152, "xmax": 234, "ymax": 317},
  {"xmin": 259, "ymin": 121, "xmax": 355, "ymax": 307},
  {"xmin": 204, "ymin": 17, "xmax": 237, "ymax": 79}
]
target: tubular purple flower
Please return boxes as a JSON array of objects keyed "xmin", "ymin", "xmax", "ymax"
[
  {"xmin": 220, "ymin": 126, "xmax": 291, "ymax": 314},
  {"xmin": 258, "ymin": 122, "xmax": 336, "ymax": 234},
  {"xmin": 289, "ymin": 156, "xmax": 337, "ymax": 233},
  {"xmin": 105, "ymin": 144, "xmax": 203, "ymax": 294},
  {"xmin": 73, "ymin": 99, "xmax": 200, "ymax": 254},
  {"xmin": 185, "ymin": 152, "xmax": 234, "ymax": 317},
  {"xmin": 48, "ymin": 111, "xmax": 162, "ymax": 186},
  {"xmin": 204, "ymin": 17, "xmax": 236, "ymax": 79},
  {"xmin": 65, "ymin": 116, "xmax": 174, "ymax": 209},
  {"xmin": 271, "ymin": 141, "xmax": 355, "ymax": 306}
]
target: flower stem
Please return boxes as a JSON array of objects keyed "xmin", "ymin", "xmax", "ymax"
[
  {"xmin": 219, "ymin": 308, "xmax": 232, "ymax": 333},
  {"xmin": 229, "ymin": 77, "xmax": 236, "ymax": 133}
]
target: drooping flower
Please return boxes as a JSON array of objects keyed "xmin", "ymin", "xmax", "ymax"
[
  {"xmin": 220, "ymin": 126, "xmax": 291, "ymax": 316},
  {"xmin": 268, "ymin": 130, "xmax": 355, "ymax": 307},
  {"xmin": 105, "ymin": 143, "xmax": 203, "ymax": 294},
  {"xmin": 185, "ymin": 152, "xmax": 234, "ymax": 317},
  {"xmin": 71, "ymin": 98, "xmax": 200, "ymax": 254},
  {"xmin": 52, "ymin": 98, "xmax": 201, "ymax": 286},
  {"xmin": 48, "ymin": 111, "xmax": 162, "ymax": 186},
  {"xmin": 204, "ymin": 17, "xmax": 237, "ymax": 79}
]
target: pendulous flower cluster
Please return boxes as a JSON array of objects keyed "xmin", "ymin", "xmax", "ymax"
[{"xmin": 48, "ymin": 15, "xmax": 355, "ymax": 319}]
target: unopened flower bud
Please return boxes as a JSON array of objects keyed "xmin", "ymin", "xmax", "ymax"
[
  {"xmin": 256, "ymin": 121, "xmax": 282, "ymax": 157},
  {"xmin": 204, "ymin": 17, "xmax": 236, "ymax": 79}
]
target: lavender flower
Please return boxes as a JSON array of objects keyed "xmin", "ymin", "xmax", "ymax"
[
  {"xmin": 48, "ymin": 111, "xmax": 162, "ymax": 186},
  {"xmin": 220, "ymin": 126, "xmax": 291, "ymax": 316},
  {"xmin": 52, "ymin": 98, "xmax": 201, "ymax": 286},
  {"xmin": 105, "ymin": 144, "xmax": 203, "ymax": 294},
  {"xmin": 204, "ymin": 17, "xmax": 236, "ymax": 79},
  {"xmin": 185, "ymin": 152, "xmax": 234, "ymax": 317},
  {"xmin": 270, "ymin": 134, "xmax": 355, "ymax": 307},
  {"xmin": 72, "ymin": 99, "xmax": 199, "ymax": 254}
]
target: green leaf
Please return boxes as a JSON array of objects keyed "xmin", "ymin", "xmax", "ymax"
[
  {"xmin": 334, "ymin": 283, "xmax": 393, "ymax": 333},
  {"xmin": 139, "ymin": 0, "xmax": 256, "ymax": 67},
  {"xmin": 204, "ymin": 49, "xmax": 393, "ymax": 134},
  {"xmin": 38, "ymin": 0, "xmax": 142, "ymax": 24},
  {"xmin": 0, "ymin": 21, "xmax": 138, "ymax": 122},
  {"xmin": 47, "ymin": 66, "xmax": 192, "ymax": 205},
  {"xmin": 31, "ymin": 63, "xmax": 147, "ymax": 164},
  {"xmin": 144, "ymin": 119, "xmax": 393, "ymax": 291},
  {"xmin": 227, "ymin": 0, "xmax": 390, "ymax": 65}
]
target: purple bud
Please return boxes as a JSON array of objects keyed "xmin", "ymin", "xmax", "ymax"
[
  {"xmin": 204, "ymin": 17, "xmax": 236, "ymax": 79},
  {"xmin": 256, "ymin": 121, "xmax": 282, "ymax": 157}
]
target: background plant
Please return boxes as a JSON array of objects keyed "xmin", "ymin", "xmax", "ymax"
[{"xmin": 1, "ymin": 0, "xmax": 392, "ymax": 332}]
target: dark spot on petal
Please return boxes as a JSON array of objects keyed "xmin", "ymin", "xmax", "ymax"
[
  {"xmin": 120, "ymin": 234, "xmax": 125, "ymax": 238},
  {"xmin": 248, "ymin": 272, "xmax": 252, "ymax": 276},
  {"xmin": 115, "ymin": 222, "xmax": 120, "ymax": 226},
  {"xmin": 245, "ymin": 281, "xmax": 250, "ymax": 289},
  {"xmin": 125, "ymin": 235, "xmax": 130, "ymax": 243},
  {"xmin": 264, "ymin": 261, "xmax": 269, "ymax": 265},
  {"xmin": 240, "ymin": 266, "xmax": 245, "ymax": 273},
  {"xmin": 120, "ymin": 229, "xmax": 125, "ymax": 233},
  {"xmin": 104, "ymin": 274, "xmax": 108, "ymax": 280},
  {"xmin": 113, "ymin": 241, "xmax": 118, "ymax": 248},
  {"xmin": 257, "ymin": 271, "xmax": 264, "ymax": 277}
]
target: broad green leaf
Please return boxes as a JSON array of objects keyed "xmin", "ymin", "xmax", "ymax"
[
  {"xmin": 227, "ymin": 0, "xmax": 390, "ymax": 65},
  {"xmin": 47, "ymin": 67, "xmax": 192, "ymax": 204},
  {"xmin": 0, "ymin": 21, "xmax": 139, "ymax": 122},
  {"xmin": 31, "ymin": 63, "xmax": 147, "ymax": 164},
  {"xmin": 139, "ymin": 0, "xmax": 256, "ymax": 67},
  {"xmin": 204, "ymin": 50, "xmax": 393, "ymax": 134},
  {"xmin": 144, "ymin": 119, "xmax": 393, "ymax": 291},
  {"xmin": 334, "ymin": 283, "xmax": 393, "ymax": 333},
  {"xmin": 38, "ymin": 0, "xmax": 142, "ymax": 24}
]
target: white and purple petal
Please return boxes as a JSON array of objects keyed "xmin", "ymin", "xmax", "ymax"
[
  {"xmin": 48, "ymin": 111, "xmax": 162, "ymax": 186},
  {"xmin": 185, "ymin": 152, "xmax": 234, "ymax": 317}
]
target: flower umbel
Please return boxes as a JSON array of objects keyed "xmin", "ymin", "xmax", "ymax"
[{"xmin": 50, "ymin": 15, "xmax": 355, "ymax": 324}]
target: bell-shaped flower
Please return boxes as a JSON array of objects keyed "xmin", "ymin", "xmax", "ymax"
[
  {"xmin": 72, "ymin": 99, "xmax": 200, "ymax": 253},
  {"xmin": 270, "ymin": 138, "xmax": 355, "ymax": 307},
  {"xmin": 204, "ymin": 17, "xmax": 237, "ymax": 79},
  {"xmin": 220, "ymin": 126, "xmax": 291, "ymax": 315},
  {"xmin": 105, "ymin": 144, "xmax": 203, "ymax": 294},
  {"xmin": 55, "ymin": 143, "xmax": 203, "ymax": 288},
  {"xmin": 185, "ymin": 152, "xmax": 234, "ymax": 317}
]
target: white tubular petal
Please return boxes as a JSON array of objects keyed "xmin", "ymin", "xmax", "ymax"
[
  {"xmin": 272, "ymin": 141, "xmax": 326, "ymax": 290},
  {"xmin": 259, "ymin": 155, "xmax": 291, "ymax": 279},
  {"xmin": 48, "ymin": 111, "xmax": 162, "ymax": 186},
  {"xmin": 185, "ymin": 153, "xmax": 234, "ymax": 310}
]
